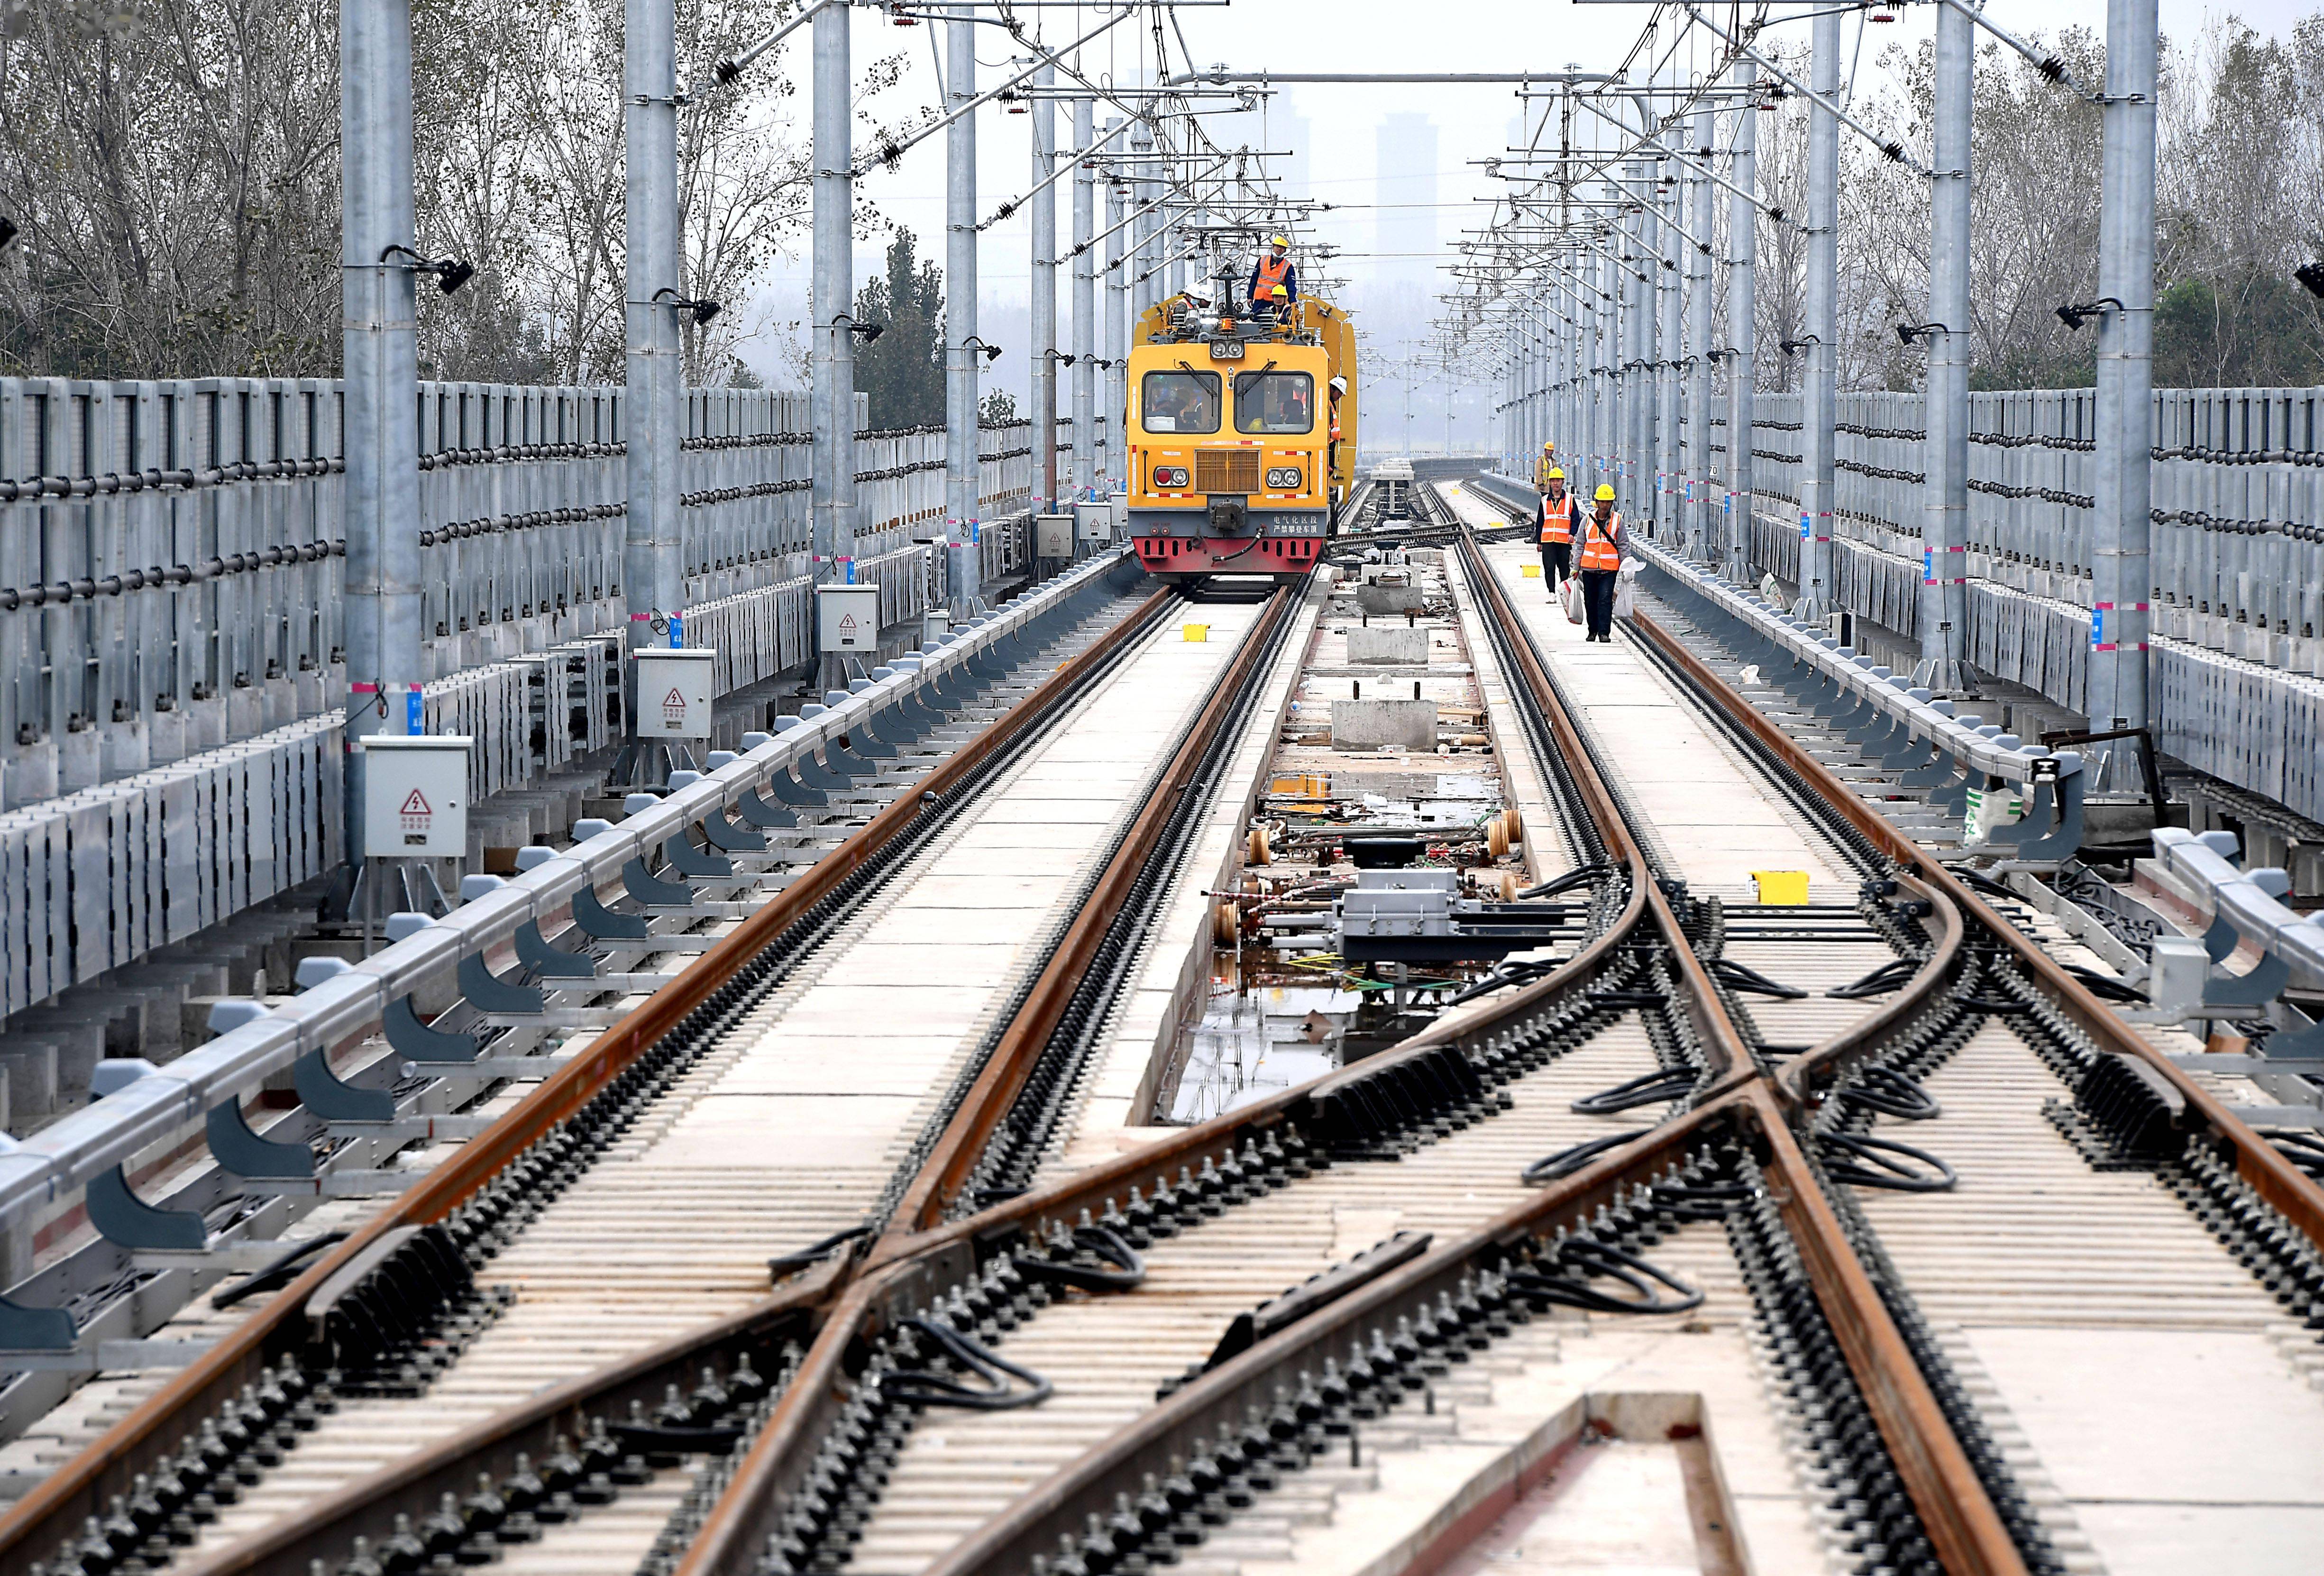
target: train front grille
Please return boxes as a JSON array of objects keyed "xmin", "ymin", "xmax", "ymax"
[{"xmin": 1194, "ymin": 450, "xmax": 1261, "ymax": 495}]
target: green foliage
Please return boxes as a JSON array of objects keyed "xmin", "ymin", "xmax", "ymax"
[
  {"xmin": 979, "ymin": 389, "xmax": 1017, "ymax": 425},
  {"xmin": 2154, "ymin": 272, "xmax": 2324, "ymax": 387},
  {"xmin": 853, "ymin": 228, "xmax": 944, "ymax": 427}
]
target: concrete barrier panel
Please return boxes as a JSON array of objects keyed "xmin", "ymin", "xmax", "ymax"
[
  {"xmin": 1332, "ymin": 697, "xmax": 1436, "ymax": 751},
  {"xmin": 1354, "ymin": 586, "xmax": 1425, "ymax": 615},
  {"xmin": 1345, "ymin": 626, "xmax": 1429, "ymax": 665}
]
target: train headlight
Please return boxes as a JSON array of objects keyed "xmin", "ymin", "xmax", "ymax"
[
  {"xmin": 1151, "ymin": 465, "xmax": 1190, "ymax": 490},
  {"xmin": 1264, "ymin": 467, "xmax": 1303, "ymax": 490}
]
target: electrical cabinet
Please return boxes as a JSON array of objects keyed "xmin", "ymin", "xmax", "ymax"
[{"xmin": 358, "ymin": 734, "xmax": 473, "ymax": 857}]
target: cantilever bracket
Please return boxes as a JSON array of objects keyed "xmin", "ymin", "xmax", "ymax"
[
  {"xmin": 87, "ymin": 1165, "xmax": 206, "ymax": 1250},
  {"xmin": 206, "ymin": 1100, "xmax": 316, "ymax": 1180}
]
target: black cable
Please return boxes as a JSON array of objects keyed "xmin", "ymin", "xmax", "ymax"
[
  {"xmin": 1839, "ymin": 1065, "xmax": 1942, "ymax": 1121},
  {"xmin": 1827, "ymin": 957, "xmax": 1921, "ymax": 999},
  {"xmin": 1819, "ymin": 1131, "xmax": 1957, "ymax": 1192},
  {"xmin": 1519, "ymin": 1129, "xmax": 1650, "ymax": 1185},
  {"xmin": 1511, "ymin": 1238, "xmax": 1705, "ymax": 1315},
  {"xmin": 881, "ymin": 1318, "xmax": 1054, "ymax": 1411},
  {"xmin": 766, "ymin": 1224, "xmax": 871, "ymax": 1278},
  {"xmin": 211, "ymin": 1231, "xmax": 349, "ymax": 1310},
  {"xmin": 1014, "ymin": 1226, "xmax": 1146, "ymax": 1293},
  {"xmin": 1518, "ymin": 862, "xmax": 1612, "ymax": 899},
  {"xmin": 1570, "ymin": 1066, "xmax": 1699, "ymax": 1115},
  {"xmin": 1711, "ymin": 955, "xmax": 1809, "ymax": 999}
]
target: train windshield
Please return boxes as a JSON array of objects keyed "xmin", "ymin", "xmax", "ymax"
[
  {"xmin": 1141, "ymin": 370, "xmax": 1221, "ymax": 433},
  {"xmin": 1233, "ymin": 370, "xmax": 1315, "ymax": 434}
]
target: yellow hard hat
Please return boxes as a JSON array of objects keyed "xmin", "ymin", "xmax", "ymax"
[
  {"xmin": 1541, "ymin": 440, "xmax": 1555, "ymax": 451},
  {"xmin": 1270, "ymin": 234, "xmax": 1290, "ymax": 248},
  {"xmin": 1594, "ymin": 484, "xmax": 1616, "ymax": 502},
  {"xmin": 1546, "ymin": 467, "xmax": 1565, "ymax": 481}
]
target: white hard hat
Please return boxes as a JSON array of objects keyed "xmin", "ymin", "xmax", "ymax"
[{"xmin": 1329, "ymin": 375, "xmax": 1347, "ymax": 394}]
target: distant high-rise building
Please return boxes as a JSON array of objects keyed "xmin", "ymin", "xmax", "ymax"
[
  {"xmin": 1272, "ymin": 99, "xmax": 1311, "ymax": 206},
  {"xmin": 1375, "ymin": 113, "xmax": 1438, "ymax": 284}
]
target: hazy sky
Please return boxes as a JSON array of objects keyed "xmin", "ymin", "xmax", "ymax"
[{"xmin": 738, "ymin": 1, "xmax": 2316, "ymax": 388}]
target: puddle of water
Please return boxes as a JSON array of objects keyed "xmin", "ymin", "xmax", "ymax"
[
  {"xmin": 1170, "ymin": 979, "xmax": 1464, "ymax": 1123},
  {"xmin": 1171, "ymin": 985, "xmax": 1360, "ymax": 1124}
]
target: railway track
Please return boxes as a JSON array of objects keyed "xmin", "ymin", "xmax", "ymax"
[
  {"xmin": 0, "ymin": 565, "xmax": 1297, "ymax": 1576},
  {"xmin": 15, "ymin": 508, "xmax": 2324, "ymax": 1576}
]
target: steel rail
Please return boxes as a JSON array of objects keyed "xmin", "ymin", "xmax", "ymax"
[
  {"xmin": 905, "ymin": 534, "xmax": 2027, "ymax": 1576},
  {"xmin": 0, "ymin": 586, "xmax": 1179, "ymax": 1568},
  {"xmin": 1777, "ymin": 870, "xmax": 1965, "ymax": 1112},
  {"xmin": 877, "ymin": 586, "xmax": 1296, "ymax": 1243},
  {"xmin": 175, "ymin": 1258, "xmax": 848, "ymax": 1576},
  {"xmin": 1455, "ymin": 528, "xmax": 1754, "ymax": 1088},
  {"xmin": 672, "ymin": 546, "xmax": 1681, "ymax": 1576},
  {"xmin": 1628, "ymin": 604, "xmax": 2324, "ymax": 1252},
  {"xmin": 1468, "ymin": 531, "xmax": 2026, "ymax": 1574},
  {"xmin": 915, "ymin": 1093, "xmax": 1753, "ymax": 1576},
  {"xmin": 675, "ymin": 588, "xmax": 1336, "ymax": 1576}
]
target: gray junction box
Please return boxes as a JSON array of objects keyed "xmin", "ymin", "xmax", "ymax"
[
  {"xmin": 816, "ymin": 584, "xmax": 882, "ymax": 655},
  {"xmin": 358, "ymin": 734, "xmax": 472, "ymax": 857},
  {"xmin": 634, "ymin": 648, "xmax": 717, "ymax": 739}
]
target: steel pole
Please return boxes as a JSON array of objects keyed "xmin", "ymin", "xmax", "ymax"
[
  {"xmin": 2089, "ymin": 0, "xmax": 2158, "ymax": 755},
  {"xmin": 1727, "ymin": 59, "xmax": 1758, "ymax": 581},
  {"xmin": 944, "ymin": 5, "xmax": 979, "ymax": 616},
  {"xmin": 1103, "ymin": 132, "xmax": 1126, "ymax": 495},
  {"xmin": 1658, "ymin": 122, "xmax": 1684, "ymax": 541},
  {"xmin": 1031, "ymin": 62, "xmax": 1058, "ymax": 519},
  {"xmin": 338, "ymin": 0, "xmax": 421, "ymax": 896},
  {"xmin": 1595, "ymin": 250, "xmax": 1616, "ymax": 495},
  {"xmin": 1795, "ymin": 5, "xmax": 1840, "ymax": 625},
  {"xmin": 1916, "ymin": 0, "xmax": 1974, "ymax": 690},
  {"xmin": 1130, "ymin": 119, "xmax": 1155, "ymax": 323},
  {"xmin": 1628, "ymin": 156, "xmax": 1654, "ymax": 521},
  {"xmin": 625, "ymin": 0, "xmax": 684, "ymax": 688},
  {"xmin": 1558, "ymin": 283, "xmax": 1575, "ymax": 472},
  {"xmin": 1071, "ymin": 97, "xmax": 1096, "ymax": 499},
  {"xmin": 1685, "ymin": 107, "xmax": 1714, "ymax": 562},
  {"xmin": 811, "ymin": 0, "xmax": 855, "ymax": 687}
]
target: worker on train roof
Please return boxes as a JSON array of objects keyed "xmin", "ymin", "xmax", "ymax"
[{"xmin": 1252, "ymin": 235, "xmax": 1298, "ymax": 318}]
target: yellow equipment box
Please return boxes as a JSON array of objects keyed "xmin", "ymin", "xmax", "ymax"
[{"xmin": 1750, "ymin": 870, "xmax": 1810, "ymax": 905}]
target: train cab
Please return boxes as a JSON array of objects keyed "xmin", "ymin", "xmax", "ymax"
[{"xmin": 1127, "ymin": 305, "xmax": 1347, "ymax": 584}]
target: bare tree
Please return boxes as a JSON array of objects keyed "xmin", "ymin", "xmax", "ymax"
[
  {"xmin": 0, "ymin": 0, "xmax": 917, "ymax": 386},
  {"xmin": 0, "ymin": 0, "xmax": 339, "ymax": 378}
]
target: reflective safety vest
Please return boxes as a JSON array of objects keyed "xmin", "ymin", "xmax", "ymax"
[
  {"xmin": 1578, "ymin": 510, "xmax": 1623, "ymax": 572},
  {"xmin": 1535, "ymin": 451, "xmax": 1557, "ymax": 487},
  {"xmin": 1538, "ymin": 492, "xmax": 1578, "ymax": 544},
  {"xmin": 1255, "ymin": 254, "xmax": 1292, "ymax": 302},
  {"xmin": 1329, "ymin": 406, "xmax": 1343, "ymax": 441}
]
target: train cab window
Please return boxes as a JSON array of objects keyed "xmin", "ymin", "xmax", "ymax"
[
  {"xmin": 1141, "ymin": 370, "xmax": 1220, "ymax": 433},
  {"xmin": 1232, "ymin": 370, "xmax": 1315, "ymax": 434}
]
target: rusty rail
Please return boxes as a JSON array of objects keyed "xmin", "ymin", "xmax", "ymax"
[
  {"xmin": 0, "ymin": 585, "xmax": 1175, "ymax": 1567},
  {"xmin": 1629, "ymin": 604, "xmax": 2324, "ymax": 1253},
  {"xmin": 878, "ymin": 586, "xmax": 1295, "ymax": 1242},
  {"xmin": 888, "ymin": 537, "xmax": 2032, "ymax": 1576}
]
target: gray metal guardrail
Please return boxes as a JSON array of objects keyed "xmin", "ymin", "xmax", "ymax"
[
  {"xmin": 1470, "ymin": 476, "xmax": 2091, "ymax": 863},
  {"xmin": 1627, "ymin": 537, "xmax": 2087, "ymax": 862}
]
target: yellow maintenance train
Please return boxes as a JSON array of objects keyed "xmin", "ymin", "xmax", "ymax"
[{"xmin": 1127, "ymin": 280, "xmax": 1357, "ymax": 584}]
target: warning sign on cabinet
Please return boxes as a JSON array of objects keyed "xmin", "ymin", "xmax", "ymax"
[
  {"xmin": 357, "ymin": 734, "xmax": 471, "ymax": 858},
  {"xmin": 635, "ymin": 648, "xmax": 716, "ymax": 739},
  {"xmin": 816, "ymin": 584, "xmax": 881, "ymax": 654}
]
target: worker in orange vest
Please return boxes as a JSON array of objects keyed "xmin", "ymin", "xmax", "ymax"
[
  {"xmin": 1250, "ymin": 236, "xmax": 1297, "ymax": 319},
  {"xmin": 1537, "ymin": 467, "xmax": 1579, "ymax": 589},
  {"xmin": 1576, "ymin": 484, "xmax": 1629, "ymax": 641}
]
